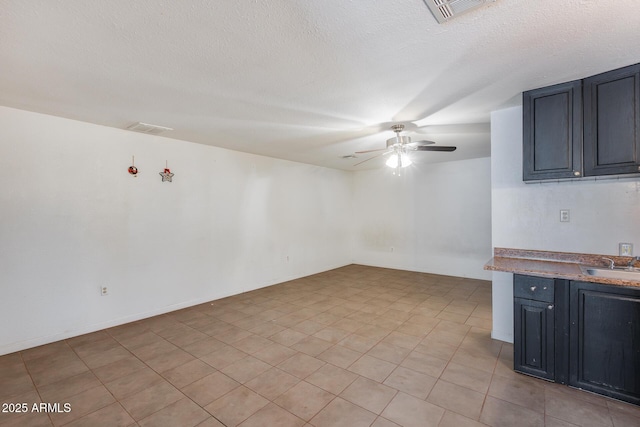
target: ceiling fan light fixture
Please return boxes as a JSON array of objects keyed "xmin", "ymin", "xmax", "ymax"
[{"xmin": 386, "ymin": 152, "xmax": 412, "ymax": 168}]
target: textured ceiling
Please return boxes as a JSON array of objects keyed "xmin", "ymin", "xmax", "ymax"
[{"xmin": 2, "ymin": 0, "xmax": 640, "ymax": 170}]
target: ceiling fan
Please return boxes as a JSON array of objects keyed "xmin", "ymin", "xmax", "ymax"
[{"xmin": 354, "ymin": 124, "xmax": 457, "ymax": 173}]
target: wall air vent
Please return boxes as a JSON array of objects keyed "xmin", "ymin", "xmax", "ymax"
[
  {"xmin": 424, "ymin": 0, "xmax": 495, "ymax": 24},
  {"xmin": 126, "ymin": 122, "xmax": 173, "ymax": 135}
]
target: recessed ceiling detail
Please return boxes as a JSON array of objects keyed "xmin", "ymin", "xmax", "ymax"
[
  {"xmin": 125, "ymin": 122, "xmax": 173, "ymax": 135},
  {"xmin": 424, "ymin": 0, "xmax": 495, "ymax": 23}
]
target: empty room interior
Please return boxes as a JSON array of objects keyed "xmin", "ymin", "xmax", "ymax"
[{"xmin": 2, "ymin": 1, "xmax": 640, "ymax": 426}]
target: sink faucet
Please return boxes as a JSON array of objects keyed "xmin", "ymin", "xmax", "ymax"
[
  {"xmin": 627, "ymin": 256, "xmax": 640, "ymax": 270},
  {"xmin": 602, "ymin": 257, "xmax": 615, "ymax": 269}
]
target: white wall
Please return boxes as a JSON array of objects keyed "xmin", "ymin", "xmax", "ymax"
[
  {"xmin": 490, "ymin": 106, "xmax": 640, "ymax": 342},
  {"xmin": 0, "ymin": 106, "xmax": 353, "ymax": 355},
  {"xmin": 352, "ymin": 158, "xmax": 493, "ymax": 280}
]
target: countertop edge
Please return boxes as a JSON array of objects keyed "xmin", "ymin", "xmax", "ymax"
[{"xmin": 484, "ymin": 255, "xmax": 640, "ymax": 288}]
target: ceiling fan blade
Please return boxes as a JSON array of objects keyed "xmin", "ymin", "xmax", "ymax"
[
  {"xmin": 353, "ymin": 150, "xmax": 393, "ymax": 166},
  {"xmin": 355, "ymin": 147, "xmax": 388, "ymax": 154},
  {"xmin": 415, "ymin": 145, "xmax": 457, "ymax": 152},
  {"xmin": 405, "ymin": 140, "xmax": 435, "ymax": 150}
]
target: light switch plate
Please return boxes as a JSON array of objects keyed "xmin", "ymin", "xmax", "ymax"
[
  {"xmin": 560, "ymin": 209, "xmax": 570, "ymax": 222},
  {"xmin": 619, "ymin": 243, "xmax": 633, "ymax": 256}
]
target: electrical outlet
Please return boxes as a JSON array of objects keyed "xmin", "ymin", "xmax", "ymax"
[
  {"xmin": 619, "ymin": 243, "xmax": 633, "ymax": 256},
  {"xmin": 101, "ymin": 286, "xmax": 108, "ymax": 296},
  {"xmin": 560, "ymin": 209, "xmax": 570, "ymax": 222}
]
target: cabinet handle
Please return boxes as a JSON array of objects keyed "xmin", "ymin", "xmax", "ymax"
[
  {"xmin": 548, "ymin": 305, "xmax": 554, "ymax": 310},
  {"xmin": 573, "ymin": 171, "xmax": 581, "ymax": 176},
  {"xmin": 530, "ymin": 286, "xmax": 537, "ymax": 291}
]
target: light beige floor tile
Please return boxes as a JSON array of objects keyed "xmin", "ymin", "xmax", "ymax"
[
  {"xmin": 305, "ymin": 363, "xmax": 359, "ymax": 395},
  {"xmin": 274, "ymin": 381, "xmax": 335, "ymax": 421},
  {"xmin": 487, "ymin": 372, "xmax": 545, "ymax": 413},
  {"xmin": 278, "ymin": 353, "xmax": 325, "ymax": 379},
  {"xmin": 182, "ymin": 371, "xmax": 240, "ymax": 407},
  {"xmin": 199, "ymin": 345, "xmax": 248, "ymax": 370},
  {"xmin": 245, "ymin": 367, "xmax": 300, "ymax": 400},
  {"xmin": 440, "ymin": 362, "xmax": 493, "ymax": 394},
  {"xmin": 426, "ymin": 380, "xmax": 485, "ymax": 420},
  {"xmin": 232, "ymin": 334, "xmax": 274, "ymax": 354},
  {"xmin": 220, "ymin": 355, "xmax": 271, "ymax": 384},
  {"xmin": 450, "ymin": 347, "xmax": 497, "ymax": 374},
  {"xmin": 103, "ymin": 367, "xmax": 164, "ymax": 400},
  {"xmin": 252, "ymin": 342, "xmax": 297, "ymax": 365},
  {"xmin": 381, "ymin": 392, "xmax": 445, "ymax": 427},
  {"xmin": 545, "ymin": 388, "xmax": 613, "ymax": 427},
  {"xmin": 37, "ymin": 371, "xmax": 101, "ymax": 402},
  {"xmin": 138, "ymin": 397, "xmax": 209, "ymax": 427},
  {"xmin": 161, "ymin": 359, "xmax": 216, "ymax": 389},
  {"xmin": 338, "ymin": 334, "xmax": 379, "ymax": 353},
  {"xmin": 348, "ymin": 355, "xmax": 396, "ymax": 383},
  {"xmin": 119, "ymin": 381, "xmax": 183, "ymax": 421},
  {"xmin": 339, "ymin": 376, "xmax": 397, "ymax": 415},
  {"xmin": 383, "ymin": 366, "xmax": 437, "ymax": 400},
  {"xmin": 480, "ymin": 396, "xmax": 544, "ymax": 427},
  {"xmin": 310, "ymin": 397, "xmax": 377, "ymax": 427},
  {"xmin": 291, "ymin": 336, "xmax": 334, "ymax": 357},
  {"xmin": 400, "ymin": 351, "xmax": 447, "ymax": 378},
  {"xmin": 65, "ymin": 402, "xmax": 135, "ymax": 427},
  {"xmin": 49, "ymin": 385, "xmax": 116, "ymax": 426},
  {"xmin": 439, "ymin": 410, "xmax": 489, "ymax": 427},
  {"xmin": 270, "ymin": 329, "xmax": 308, "ymax": 347},
  {"xmin": 366, "ymin": 341, "xmax": 411, "ymax": 364},
  {"xmin": 204, "ymin": 386, "xmax": 269, "ymax": 427},
  {"xmin": 371, "ymin": 417, "xmax": 402, "ymax": 427},
  {"xmin": 317, "ymin": 345, "xmax": 362, "ymax": 369},
  {"xmin": 238, "ymin": 403, "xmax": 305, "ymax": 427}
]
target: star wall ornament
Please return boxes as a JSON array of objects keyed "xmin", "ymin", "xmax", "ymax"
[
  {"xmin": 160, "ymin": 168, "xmax": 174, "ymax": 182},
  {"xmin": 160, "ymin": 161, "xmax": 174, "ymax": 182}
]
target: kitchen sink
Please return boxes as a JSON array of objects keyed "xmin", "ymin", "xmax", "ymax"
[{"xmin": 579, "ymin": 265, "xmax": 640, "ymax": 281}]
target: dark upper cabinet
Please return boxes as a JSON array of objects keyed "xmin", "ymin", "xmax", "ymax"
[
  {"xmin": 583, "ymin": 63, "xmax": 640, "ymax": 176},
  {"xmin": 569, "ymin": 281, "xmax": 640, "ymax": 405},
  {"xmin": 522, "ymin": 81, "xmax": 582, "ymax": 181},
  {"xmin": 523, "ymin": 62, "xmax": 640, "ymax": 181},
  {"xmin": 523, "ymin": 81, "xmax": 583, "ymax": 181}
]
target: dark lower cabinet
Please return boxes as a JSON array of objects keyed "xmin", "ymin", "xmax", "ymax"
[
  {"xmin": 569, "ymin": 281, "xmax": 640, "ymax": 405},
  {"xmin": 514, "ymin": 297, "xmax": 555, "ymax": 380},
  {"xmin": 514, "ymin": 275, "xmax": 639, "ymax": 405}
]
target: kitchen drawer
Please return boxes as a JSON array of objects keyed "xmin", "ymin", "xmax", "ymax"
[{"xmin": 514, "ymin": 275, "xmax": 555, "ymax": 302}]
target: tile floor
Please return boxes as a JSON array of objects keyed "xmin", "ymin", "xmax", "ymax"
[{"xmin": 1, "ymin": 265, "xmax": 639, "ymax": 426}]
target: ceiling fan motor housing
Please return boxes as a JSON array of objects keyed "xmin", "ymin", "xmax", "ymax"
[{"xmin": 387, "ymin": 135, "xmax": 411, "ymax": 147}]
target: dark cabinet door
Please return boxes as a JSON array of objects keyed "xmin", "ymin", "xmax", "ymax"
[
  {"xmin": 569, "ymin": 281, "xmax": 640, "ymax": 405},
  {"xmin": 523, "ymin": 80, "xmax": 583, "ymax": 181},
  {"xmin": 514, "ymin": 297, "xmax": 555, "ymax": 380},
  {"xmin": 583, "ymin": 63, "xmax": 640, "ymax": 176}
]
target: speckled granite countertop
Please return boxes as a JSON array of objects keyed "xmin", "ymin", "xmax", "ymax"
[{"xmin": 484, "ymin": 248, "xmax": 640, "ymax": 288}]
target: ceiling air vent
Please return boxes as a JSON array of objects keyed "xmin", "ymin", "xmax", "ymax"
[
  {"xmin": 424, "ymin": 0, "xmax": 495, "ymax": 23},
  {"xmin": 126, "ymin": 122, "xmax": 173, "ymax": 135}
]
